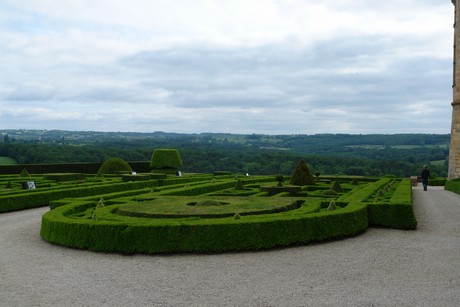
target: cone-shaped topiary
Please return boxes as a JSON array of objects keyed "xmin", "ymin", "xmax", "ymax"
[
  {"xmin": 331, "ymin": 180, "xmax": 342, "ymax": 192},
  {"xmin": 234, "ymin": 179, "xmax": 245, "ymax": 190},
  {"xmin": 327, "ymin": 200, "xmax": 337, "ymax": 211},
  {"xmin": 97, "ymin": 158, "xmax": 132, "ymax": 176},
  {"xmin": 290, "ymin": 160, "xmax": 315, "ymax": 186},
  {"xmin": 20, "ymin": 168, "xmax": 30, "ymax": 177},
  {"xmin": 150, "ymin": 149, "xmax": 183, "ymax": 174}
]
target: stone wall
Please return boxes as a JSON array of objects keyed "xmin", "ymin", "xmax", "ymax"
[
  {"xmin": 449, "ymin": 0, "xmax": 460, "ymax": 179},
  {"xmin": 449, "ymin": 105, "xmax": 460, "ymax": 179}
]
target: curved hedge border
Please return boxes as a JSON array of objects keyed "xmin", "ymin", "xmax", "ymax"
[
  {"xmin": 41, "ymin": 199, "xmax": 368, "ymax": 254},
  {"xmin": 38, "ymin": 177, "xmax": 415, "ymax": 254}
]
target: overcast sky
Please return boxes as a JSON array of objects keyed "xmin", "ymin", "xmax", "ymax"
[{"xmin": 0, "ymin": 0, "xmax": 455, "ymax": 134}]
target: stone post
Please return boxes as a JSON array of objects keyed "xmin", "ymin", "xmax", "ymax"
[{"xmin": 449, "ymin": 0, "xmax": 460, "ymax": 179}]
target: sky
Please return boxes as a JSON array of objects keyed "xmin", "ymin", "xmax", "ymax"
[{"xmin": 0, "ymin": 0, "xmax": 455, "ymax": 135}]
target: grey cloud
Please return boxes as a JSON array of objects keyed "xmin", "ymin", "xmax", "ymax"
[{"xmin": 119, "ymin": 34, "xmax": 448, "ymax": 111}]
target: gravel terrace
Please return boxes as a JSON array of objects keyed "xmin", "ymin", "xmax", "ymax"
[{"xmin": 0, "ymin": 185, "xmax": 459, "ymax": 306}]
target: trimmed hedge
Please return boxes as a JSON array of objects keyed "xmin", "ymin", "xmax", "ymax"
[
  {"xmin": 150, "ymin": 149, "xmax": 183, "ymax": 173},
  {"xmin": 260, "ymin": 185, "xmax": 301, "ymax": 196},
  {"xmin": 367, "ymin": 179, "xmax": 417, "ymax": 229},
  {"xmin": 40, "ymin": 198, "xmax": 369, "ymax": 254},
  {"xmin": 0, "ymin": 180, "xmax": 159, "ymax": 213},
  {"xmin": 0, "ymin": 172, "xmax": 412, "ymax": 253},
  {"xmin": 43, "ymin": 173, "xmax": 85, "ymax": 182},
  {"xmin": 429, "ymin": 178, "xmax": 447, "ymax": 186},
  {"xmin": 290, "ymin": 160, "xmax": 315, "ymax": 186},
  {"xmin": 97, "ymin": 158, "xmax": 132, "ymax": 176},
  {"xmin": 121, "ymin": 174, "xmax": 151, "ymax": 182},
  {"xmin": 0, "ymin": 161, "xmax": 151, "ymax": 174},
  {"xmin": 444, "ymin": 179, "xmax": 460, "ymax": 195},
  {"xmin": 38, "ymin": 175, "xmax": 416, "ymax": 254}
]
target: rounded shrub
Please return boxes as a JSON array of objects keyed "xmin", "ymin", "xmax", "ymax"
[
  {"xmin": 150, "ymin": 149, "xmax": 183, "ymax": 174},
  {"xmin": 97, "ymin": 158, "xmax": 132, "ymax": 176}
]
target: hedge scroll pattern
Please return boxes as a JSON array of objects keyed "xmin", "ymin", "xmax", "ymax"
[{"xmin": 40, "ymin": 177, "xmax": 416, "ymax": 254}]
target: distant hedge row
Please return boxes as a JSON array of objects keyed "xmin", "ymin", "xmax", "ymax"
[{"xmin": 0, "ymin": 161, "xmax": 151, "ymax": 174}]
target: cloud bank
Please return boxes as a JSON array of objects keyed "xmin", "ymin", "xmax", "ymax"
[{"xmin": 0, "ymin": 0, "xmax": 454, "ymax": 134}]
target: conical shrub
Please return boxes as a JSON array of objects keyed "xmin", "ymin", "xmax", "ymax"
[{"xmin": 290, "ymin": 160, "xmax": 315, "ymax": 186}]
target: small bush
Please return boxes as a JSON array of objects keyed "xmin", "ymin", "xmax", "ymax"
[{"xmin": 97, "ymin": 158, "xmax": 132, "ymax": 176}]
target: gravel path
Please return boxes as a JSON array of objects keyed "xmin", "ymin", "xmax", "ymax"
[{"xmin": 1, "ymin": 186, "xmax": 459, "ymax": 306}]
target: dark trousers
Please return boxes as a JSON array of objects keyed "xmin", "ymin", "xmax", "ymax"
[{"xmin": 422, "ymin": 179, "xmax": 428, "ymax": 191}]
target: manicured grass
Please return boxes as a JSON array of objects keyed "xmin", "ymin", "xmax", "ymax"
[{"xmin": 117, "ymin": 196, "xmax": 303, "ymax": 218}]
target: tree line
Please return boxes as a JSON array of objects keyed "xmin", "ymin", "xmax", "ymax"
[{"xmin": 0, "ymin": 139, "xmax": 448, "ymax": 178}]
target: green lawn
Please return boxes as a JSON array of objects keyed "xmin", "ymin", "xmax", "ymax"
[{"xmin": 0, "ymin": 156, "xmax": 17, "ymax": 165}]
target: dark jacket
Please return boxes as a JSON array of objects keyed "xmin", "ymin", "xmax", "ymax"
[{"xmin": 421, "ymin": 168, "xmax": 430, "ymax": 180}]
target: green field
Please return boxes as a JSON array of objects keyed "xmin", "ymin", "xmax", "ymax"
[{"xmin": 0, "ymin": 156, "xmax": 17, "ymax": 165}]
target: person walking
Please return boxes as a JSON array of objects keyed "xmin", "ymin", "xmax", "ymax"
[{"xmin": 421, "ymin": 165, "xmax": 430, "ymax": 191}]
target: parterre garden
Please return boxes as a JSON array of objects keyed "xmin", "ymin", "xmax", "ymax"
[{"xmin": 0, "ymin": 151, "xmax": 417, "ymax": 254}]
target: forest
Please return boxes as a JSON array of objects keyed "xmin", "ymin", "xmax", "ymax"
[{"xmin": 0, "ymin": 129, "xmax": 450, "ymax": 178}]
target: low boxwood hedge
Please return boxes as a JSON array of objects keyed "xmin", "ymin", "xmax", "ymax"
[
  {"xmin": 0, "ymin": 180, "xmax": 159, "ymax": 213},
  {"xmin": 43, "ymin": 173, "xmax": 85, "ymax": 182},
  {"xmin": 39, "ymin": 175, "xmax": 415, "ymax": 254},
  {"xmin": 40, "ymin": 198, "xmax": 368, "ymax": 254},
  {"xmin": 367, "ymin": 179, "xmax": 416, "ymax": 229},
  {"xmin": 445, "ymin": 179, "xmax": 460, "ymax": 195}
]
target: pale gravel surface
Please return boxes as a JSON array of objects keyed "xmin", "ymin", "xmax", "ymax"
[{"xmin": 0, "ymin": 186, "xmax": 459, "ymax": 306}]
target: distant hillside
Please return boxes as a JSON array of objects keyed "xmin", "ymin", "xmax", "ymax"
[{"xmin": 0, "ymin": 129, "xmax": 450, "ymax": 177}]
